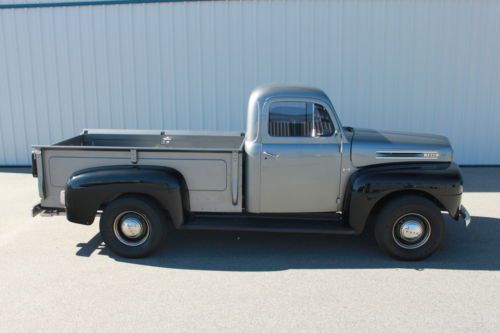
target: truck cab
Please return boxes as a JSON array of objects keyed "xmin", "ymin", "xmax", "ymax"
[{"xmin": 244, "ymin": 86, "xmax": 345, "ymax": 214}]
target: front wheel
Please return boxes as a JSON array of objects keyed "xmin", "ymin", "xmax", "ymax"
[
  {"xmin": 100, "ymin": 196, "xmax": 166, "ymax": 258},
  {"xmin": 374, "ymin": 196, "xmax": 444, "ymax": 261}
]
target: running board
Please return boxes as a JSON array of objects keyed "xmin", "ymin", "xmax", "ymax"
[{"xmin": 181, "ymin": 213, "xmax": 356, "ymax": 235}]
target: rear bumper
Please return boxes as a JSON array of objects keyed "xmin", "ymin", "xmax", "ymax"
[
  {"xmin": 459, "ymin": 204, "xmax": 471, "ymax": 227},
  {"xmin": 32, "ymin": 204, "xmax": 42, "ymax": 217},
  {"xmin": 32, "ymin": 204, "xmax": 65, "ymax": 217}
]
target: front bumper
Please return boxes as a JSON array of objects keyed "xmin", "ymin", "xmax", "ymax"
[{"xmin": 459, "ymin": 205, "xmax": 471, "ymax": 227}]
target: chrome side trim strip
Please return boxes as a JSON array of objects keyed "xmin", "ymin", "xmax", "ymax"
[{"xmin": 375, "ymin": 151, "xmax": 440, "ymax": 160}]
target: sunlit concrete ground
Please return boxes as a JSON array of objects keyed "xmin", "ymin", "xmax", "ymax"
[{"xmin": 0, "ymin": 167, "xmax": 499, "ymax": 332}]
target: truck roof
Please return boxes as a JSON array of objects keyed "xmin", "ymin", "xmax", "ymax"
[
  {"xmin": 245, "ymin": 84, "xmax": 336, "ymax": 142},
  {"xmin": 250, "ymin": 84, "xmax": 330, "ymax": 104}
]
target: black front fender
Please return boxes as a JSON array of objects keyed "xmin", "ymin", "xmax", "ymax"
[
  {"xmin": 344, "ymin": 162, "xmax": 463, "ymax": 233},
  {"xmin": 65, "ymin": 165, "xmax": 188, "ymax": 227}
]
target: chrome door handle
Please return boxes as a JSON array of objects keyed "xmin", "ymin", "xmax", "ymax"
[{"xmin": 263, "ymin": 151, "xmax": 279, "ymax": 159}]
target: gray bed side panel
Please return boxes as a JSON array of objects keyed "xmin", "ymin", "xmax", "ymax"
[{"xmin": 40, "ymin": 148, "xmax": 242, "ymax": 213}]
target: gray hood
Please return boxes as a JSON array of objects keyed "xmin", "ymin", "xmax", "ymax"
[{"xmin": 350, "ymin": 128, "xmax": 453, "ymax": 167}]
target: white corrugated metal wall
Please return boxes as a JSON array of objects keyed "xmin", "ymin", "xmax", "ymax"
[{"xmin": 0, "ymin": 0, "xmax": 499, "ymax": 165}]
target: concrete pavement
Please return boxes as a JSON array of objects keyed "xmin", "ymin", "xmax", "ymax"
[{"xmin": 0, "ymin": 167, "xmax": 499, "ymax": 332}]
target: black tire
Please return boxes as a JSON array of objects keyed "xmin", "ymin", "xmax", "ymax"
[
  {"xmin": 374, "ymin": 195, "xmax": 444, "ymax": 261},
  {"xmin": 100, "ymin": 196, "xmax": 166, "ymax": 258}
]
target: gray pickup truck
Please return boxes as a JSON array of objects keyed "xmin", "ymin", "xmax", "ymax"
[{"xmin": 32, "ymin": 85, "xmax": 470, "ymax": 260}]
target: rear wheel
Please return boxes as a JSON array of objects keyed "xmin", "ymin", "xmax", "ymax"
[
  {"xmin": 374, "ymin": 196, "xmax": 444, "ymax": 260},
  {"xmin": 100, "ymin": 196, "xmax": 166, "ymax": 258}
]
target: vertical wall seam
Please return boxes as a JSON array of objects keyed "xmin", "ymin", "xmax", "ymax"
[
  {"xmin": 131, "ymin": 6, "xmax": 139, "ymax": 126},
  {"xmin": 13, "ymin": 11, "xmax": 30, "ymax": 159},
  {"xmin": 184, "ymin": 2, "xmax": 191, "ymax": 129},
  {"xmin": 90, "ymin": 7, "xmax": 101, "ymax": 127},
  {"xmin": 143, "ymin": 4, "xmax": 152, "ymax": 129},
  {"xmin": 117, "ymin": 6, "xmax": 126, "ymax": 128},
  {"xmin": 25, "ymin": 9, "xmax": 41, "ymax": 144},
  {"xmin": 104, "ymin": 6, "xmax": 113, "ymax": 127},
  {"xmin": 157, "ymin": 3, "xmax": 164, "ymax": 129},
  {"xmin": 212, "ymin": 0, "xmax": 217, "ymax": 130},
  {"xmin": 4, "ymin": 12, "xmax": 20, "ymax": 164},
  {"xmin": 0, "ymin": 12, "xmax": 15, "ymax": 163},
  {"xmin": 169, "ymin": 4, "xmax": 177, "ymax": 128},
  {"xmin": 63, "ymin": 7, "xmax": 76, "ymax": 135},
  {"xmin": 198, "ymin": 0, "xmax": 205, "ymax": 129},
  {"xmin": 51, "ymin": 9, "xmax": 64, "ymax": 137}
]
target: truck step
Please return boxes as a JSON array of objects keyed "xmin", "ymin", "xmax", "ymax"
[{"xmin": 181, "ymin": 213, "xmax": 356, "ymax": 235}]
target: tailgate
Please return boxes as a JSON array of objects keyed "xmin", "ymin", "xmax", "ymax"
[{"xmin": 31, "ymin": 149, "xmax": 45, "ymax": 200}]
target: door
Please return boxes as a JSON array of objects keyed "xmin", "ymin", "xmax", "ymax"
[{"xmin": 260, "ymin": 101, "xmax": 342, "ymax": 213}]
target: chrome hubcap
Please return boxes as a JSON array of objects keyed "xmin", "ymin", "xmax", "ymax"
[
  {"xmin": 120, "ymin": 217, "xmax": 143, "ymax": 238},
  {"xmin": 399, "ymin": 220, "xmax": 425, "ymax": 241},
  {"xmin": 392, "ymin": 213, "xmax": 431, "ymax": 250},
  {"xmin": 113, "ymin": 211, "xmax": 150, "ymax": 246}
]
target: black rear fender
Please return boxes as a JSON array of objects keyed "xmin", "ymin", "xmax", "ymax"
[
  {"xmin": 344, "ymin": 162, "xmax": 463, "ymax": 233},
  {"xmin": 65, "ymin": 165, "xmax": 188, "ymax": 227}
]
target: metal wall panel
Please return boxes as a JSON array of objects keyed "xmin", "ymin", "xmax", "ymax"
[{"xmin": 0, "ymin": 0, "xmax": 499, "ymax": 165}]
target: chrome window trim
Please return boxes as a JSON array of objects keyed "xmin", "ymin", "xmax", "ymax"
[{"xmin": 261, "ymin": 97, "xmax": 343, "ymax": 145}]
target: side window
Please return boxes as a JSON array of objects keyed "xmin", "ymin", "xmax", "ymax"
[
  {"xmin": 268, "ymin": 102, "xmax": 334, "ymax": 137},
  {"xmin": 312, "ymin": 104, "xmax": 334, "ymax": 137},
  {"xmin": 268, "ymin": 102, "xmax": 311, "ymax": 137}
]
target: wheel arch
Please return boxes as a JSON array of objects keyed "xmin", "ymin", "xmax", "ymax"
[
  {"xmin": 65, "ymin": 165, "xmax": 188, "ymax": 228},
  {"xmin": 344, "ymin": 162, "xmax": 463, "ymax": 234}
]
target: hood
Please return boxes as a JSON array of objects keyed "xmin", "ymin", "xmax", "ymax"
[{"xmin": 350, "ymin": 128, "xmax": 453, "ymax": 167}]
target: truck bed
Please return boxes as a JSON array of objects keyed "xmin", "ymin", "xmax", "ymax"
[
  {"xmin": 53, "ymin": 129, "xmax": 245, "ymax": 151},
  {"xmin": 33, "ymin": 129, "xmax": 244, "ymax": 214}
]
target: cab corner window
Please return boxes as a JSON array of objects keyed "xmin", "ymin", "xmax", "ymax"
[
  {"xmin": 312, "ymin": 104, "xmax": 334, "ymax": 137},
  {"xmin": 268, "ymin": 102, "xmax": 334, "ymax": 137}
]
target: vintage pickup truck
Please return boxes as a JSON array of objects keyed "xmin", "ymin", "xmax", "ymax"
[{"xmin": 32, "ymin": 85, "xmax": 470, "ymax": 260}]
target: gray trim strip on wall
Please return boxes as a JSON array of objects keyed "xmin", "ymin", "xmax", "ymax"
[{"xmin": 0, "ymin": 0, "xmax": 213, "ymax": 10}]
